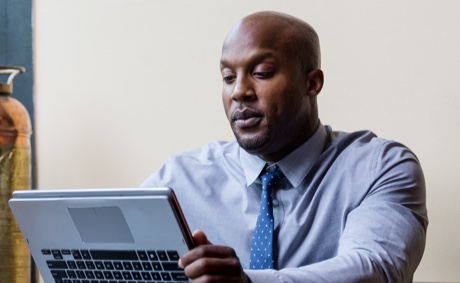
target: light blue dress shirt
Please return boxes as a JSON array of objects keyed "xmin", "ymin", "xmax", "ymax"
[{"xmin": 141, "ymin": 124, "xmax": 428, "ymax": 283}]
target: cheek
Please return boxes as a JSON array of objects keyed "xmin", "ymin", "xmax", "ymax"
[
  {"xmin": 221, "ymin": 90, "xmax": 233, "ymax": 119},
  {"xmin": 258, "ymin": 84, "xmax": 295, "ymax": 115}
]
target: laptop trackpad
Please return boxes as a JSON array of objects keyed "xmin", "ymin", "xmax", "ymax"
[{"xmin": 68, "ymin": 207, "xmax": 134, "ymax": 243}]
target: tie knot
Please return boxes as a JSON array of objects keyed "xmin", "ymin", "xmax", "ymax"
[{"xmin": 260, "ymin": 165, "xmax": 283, "ymax": 192}]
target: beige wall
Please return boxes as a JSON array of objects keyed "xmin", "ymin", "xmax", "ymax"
[{"xmin": 34, "ymin": 0, "xmax": 460, "ymax": 282}]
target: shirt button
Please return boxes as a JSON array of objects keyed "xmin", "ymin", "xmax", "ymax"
[{"xmin": 273, "ymin": 199, "xmax": 279, "ymax": 207}]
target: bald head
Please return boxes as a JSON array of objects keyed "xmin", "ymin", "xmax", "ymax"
[
  {"xmin": 220, "ymin": 11, "xmax": 324, "ymax": 161},
  {"xmin": 223, "ymin": 11, "xmax": 321, "ymax": 72}
]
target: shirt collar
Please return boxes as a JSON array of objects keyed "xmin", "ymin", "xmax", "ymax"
[{"xmin": 239, "ymin": 123, "xmax": 328, "ymax": 187}]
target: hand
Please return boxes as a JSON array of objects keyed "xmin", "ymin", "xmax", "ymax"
[{"xmin": 178, "ymin": 230, "xmax": 251, "ymax": 283}]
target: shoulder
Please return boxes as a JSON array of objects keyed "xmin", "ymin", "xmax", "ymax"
[
  {"xmin": 329, "ymin": 127, "xmax": 418, "ymax": 161},
  {"xmin": 326, "ymin": 127, "xmax": 423, "ymax": 181},
  {"xmin": 167, "ymin": 140, "xmax": 240, "ymax": 165},
  {"xmin": 141, "ymin": 140, "xmax": 242, "ymax": 188}
]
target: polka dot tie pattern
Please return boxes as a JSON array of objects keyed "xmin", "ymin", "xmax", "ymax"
[{"xmin": 249, "ymin": 165, "xmax": 283, "ymax": 270}]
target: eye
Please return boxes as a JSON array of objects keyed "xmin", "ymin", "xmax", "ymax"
[
  {"xmin": 222, "ymin": 75, "xmax": 236, "ymax": 84},
  {"xmin": 252, "ymin": 64, "xmax": 275, "ymax": 79},
  {"xmin": 221, "ymin": 68, "xmax": 236, "ymax": 84},
  {"xmin": 253, "ymin": 71, "xmax": 274, "ymax": 79}
]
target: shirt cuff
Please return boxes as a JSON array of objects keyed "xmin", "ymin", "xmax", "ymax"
[{"xmin": 245, "ymin": 269, "xmax": 280, "ymax": 283}]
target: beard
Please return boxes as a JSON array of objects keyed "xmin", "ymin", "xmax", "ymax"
[{"xmin": 233, "ymin": 124, "xmax": 272, "ymax": 155}]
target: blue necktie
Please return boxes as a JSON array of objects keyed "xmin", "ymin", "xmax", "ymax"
[{"xmin": 250, "ymin": 165, "xmax": 283, "ymax": 270}]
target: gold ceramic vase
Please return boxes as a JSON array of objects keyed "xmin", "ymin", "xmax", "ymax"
[{"xmin": 0, "ymin": 66, "xmax": 32, "ymax": 283}]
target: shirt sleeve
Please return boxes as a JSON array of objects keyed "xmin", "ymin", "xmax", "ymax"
[{"xmin": 246, "ymin": 141, "xmax": 428, "ymax": 283}]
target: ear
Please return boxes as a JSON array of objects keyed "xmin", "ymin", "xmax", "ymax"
[{"xmin": 306, "ymin": 69, "xmax": 324, "ymax": 97}]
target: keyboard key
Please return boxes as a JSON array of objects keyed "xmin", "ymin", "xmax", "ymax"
[
  {"xmin": 66, "ymin": 270, "xmax": 77, "ymax": 279},
  {"xmin": 61, "ymin": 249, "xmax": 71, "ymax": 255},
  {"xmin": 137, "ymin": 250, "xmax": 148, "ymax": 261},
  {"xmin": 51, "ymin": 270, "xmax": 67, "ymax": 279},
  {"xmin": 94, "ymin": 261, "xmax": 104, "ymax": 269},
  {"xmin": 171, "ymin": 271, "xmax": 189, "ymax": 281},
  {"xmin": 80, "ymin": 250, "xmax": 91, "ymax": 260},
  {"xmin": 112, "ymin": 271, "xmax": 122, "ymax": 279},
  {"xmin": 90, "ymin": 250, "xmax": 138, "ymax": 260},
  {"xmin": 167, "ymin": 250, "xmax": 180, "ymax": 261},
  {"xmin": 103, "ymin": 271, "xmax": 113, "ymax": 279},
  {"xmin": 142, "ymin": 262, "xmax": 152, "ymax": 270},
  {"xmin": 76, "ymin": 261, "xmax": 86, "ymax": 269},
  {"xmin": 151, "ymin": 262, "xmax": 162, "ymax": 271},
  {"xmin": 113, "ymin": 261, "xmax": 123, "ymax": 270},
  {"xmin": 47, "ymin": 260, "xmax": 67, "ymax": 269},
  {"xmin": 161, "ymin": 272, "xmax": 172, "ymax": 281},
  {"xmin": 52, "ymin": 250, "xmax": 63, "ymax": 259},
  {"xmin": 94, "ymin": 271, "xmax": 104, "ymax": 279},
  {"xmin": 156, "ymin": 251, "xmax": 168, "ymax": 261},
  {"xmin": 72, "ymin": 250, "xmax": 82, "ymax": 260},
  {"xmin": 42, "ymin": 249, "xmax": 51, "ymax": 255},
  {"xmin": 67, "ymin": 260, "xmax": 77, "ymax": 269},
  {"xmin": 122, "ymin": 262, "xmax": 133, "ymax": 270},
  {"xmin": 132, "ymin": 261, "xmax": 142, "ymax": 270},
  {"xmin": 103, "ymin": 261, "xmax": 114, "ymax": 270},
  {"xmin": 84, "ymin": 271, "xmax": 95, "ymax": 279},
  {"xmin": 76, "ymin": 270, "xmax": 86, "ymax": 279},
  {"xmin": 141, "ymin": 272, "xmax": 152, "ymax": 280},
  {"xmin": 132, "ymin": 271, "xmax": 142, "ymax": 280},
  {"xmin": 86, "ymin": 261, "xmax": 96, "ymax": 270},
  {"xmin": 162, "ymin": 262, "xmax": 181, "ymax": 271},
  {"xmin": 147, "ymin": 251, "xmax": 158, "ymax": 261},
  {"xmin": 150, "ymin": 272, "xmax": 161, "ymax": 280},
  {"xmin": 122, "ymin": 271, "xmax": 132, "ymax": 280}
]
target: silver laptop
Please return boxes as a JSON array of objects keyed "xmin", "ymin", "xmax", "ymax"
[{"xmin": 8, "ymin": 187, "xmax": 194, "ymax": 283}]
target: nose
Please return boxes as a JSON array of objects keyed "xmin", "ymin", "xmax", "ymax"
[{"xmin": 231, "ymin": 75, "xmax": 256, "ymax": 102}]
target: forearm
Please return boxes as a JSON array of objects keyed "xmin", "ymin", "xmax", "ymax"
[
  {"xmin": 245, "ymin": 202, "xmax": 426, "ymax": 283},
  {"xmin": 246, "ymin": 251, "xmax": 397, "ymax": 283}
]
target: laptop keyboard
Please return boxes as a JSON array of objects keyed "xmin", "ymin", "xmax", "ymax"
[{"xmin": 42, "ymin": 249, "xmax": 189, "ymax": 283}]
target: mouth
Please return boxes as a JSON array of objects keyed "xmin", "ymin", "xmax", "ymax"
[{"xmin": 232, "ymin": 108, "xmax": 263, "ymax": 129}]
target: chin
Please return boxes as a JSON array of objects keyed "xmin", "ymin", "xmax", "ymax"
[{"xmin": 235, "ymin": 131, "xmax": 271, "ymax": 154}]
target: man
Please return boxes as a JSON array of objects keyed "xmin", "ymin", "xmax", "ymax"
[{"xmin": 141, "ymin": 11, "xmax": 427, "ymax": 283}]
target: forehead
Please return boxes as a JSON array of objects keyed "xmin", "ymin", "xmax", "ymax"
[{"xmin": 220, "ymin": 19, "xmax": 296, "ymax": 66}]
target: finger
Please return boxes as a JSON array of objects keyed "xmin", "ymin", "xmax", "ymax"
[
  {"xmin": 184, "ymin": 256, "xmax": 243, "ymax": 280},
  {"xmin": 180, "ymin": 245, "xmax": 236, "ymax": 268},
  {"xmin": 193, "ymin": 229, "xmax": 212, "ymax": 245},
  {"xmin": 179, "ymin": 230, "xmax": 211, "ymax": 268}
]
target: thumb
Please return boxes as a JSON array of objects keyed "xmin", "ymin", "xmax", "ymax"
[
  {"xmin": 192, "ymin": 229, "xmax": 212, "ymax": 246},
  {"xmin": 178, "ymin": 229, "xmax": 211, "ymax": 269}
]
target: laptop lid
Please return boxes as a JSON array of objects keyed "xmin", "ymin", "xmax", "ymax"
[{"xmin": 9, "ymin": 187, "xmax": 194, "ymax": 283}]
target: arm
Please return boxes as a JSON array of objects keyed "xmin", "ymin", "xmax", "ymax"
[
  {"xmin": 179, "ymin": 142, "xmax": 427, "ymax": 283},
  {"xmin": 250, "ymin": 143, "xmax": 427, "ymax": 282},
  {"xmin": 179, "ymin": 230, "xmax": 251, "ymax": 283}
]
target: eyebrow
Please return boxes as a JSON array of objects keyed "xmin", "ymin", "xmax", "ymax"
[{"xmin": 220, "ymin": 51, "xmax": 275, "ymax": 68}]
